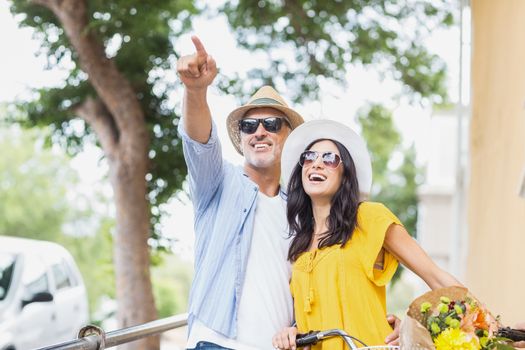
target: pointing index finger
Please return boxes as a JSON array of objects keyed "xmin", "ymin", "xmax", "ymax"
[{"xmin": 191, "ymin": 35, "xmax": 208, "ymax": 57}]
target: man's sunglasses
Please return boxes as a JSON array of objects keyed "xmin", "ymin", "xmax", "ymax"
[
  {"xmin": 299, "ymin": 150, "xmax": 342, "ymax": 169},
  {"xmin": 238, "ymin": 117, "xmax": 287, "ymax": 134}
]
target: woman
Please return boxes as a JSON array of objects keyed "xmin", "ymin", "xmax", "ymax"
[{"xmin": 272, "ymin": 120, "xmax": 462, "ymax": 349}]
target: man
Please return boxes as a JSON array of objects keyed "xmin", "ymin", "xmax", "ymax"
[{"xmin": 177, "ymin": 35, "xmax": 399, "ymax": 350}]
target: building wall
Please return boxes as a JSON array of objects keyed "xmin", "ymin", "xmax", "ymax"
[{"xmin": 468, "ymin": 0, "xmax": 525, "ymax": 325}]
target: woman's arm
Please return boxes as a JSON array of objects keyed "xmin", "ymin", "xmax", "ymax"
[{"xmin": 383, "ymin": 224, "xmax": 463, "ymax": 290}]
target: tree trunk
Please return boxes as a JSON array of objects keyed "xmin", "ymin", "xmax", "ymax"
[
  {"xmin": 110, "ymin": 150, "xmax": 159, "ymax": 350},
  {"xmin": 33, "ymin": 1, "xmax": 160, "ymax": 349}
]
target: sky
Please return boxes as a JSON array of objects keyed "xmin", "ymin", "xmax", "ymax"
[{"xmin": 0, "ymin": 1, "xmax": 470, "ymax": 261}]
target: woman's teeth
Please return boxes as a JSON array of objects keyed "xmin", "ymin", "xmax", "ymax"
[{"xmin": 309, "ymin": 173, "xmax": 327, "ymax": 182}]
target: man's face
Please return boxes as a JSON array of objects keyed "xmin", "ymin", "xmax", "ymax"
[{"xmin": 239, "ymin": 107, "xmax": 291, "ymax": 170}]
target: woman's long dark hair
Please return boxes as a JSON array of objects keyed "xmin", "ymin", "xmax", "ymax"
[{"xmin": 287, "ymin": 139, "xmax": 361, "ymax": 261}]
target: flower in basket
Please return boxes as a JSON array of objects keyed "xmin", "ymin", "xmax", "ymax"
[{"xmin": 402, "ymin": 286, "xmax": 515, "ymax": 350}]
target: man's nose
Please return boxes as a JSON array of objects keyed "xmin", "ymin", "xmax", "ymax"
[{"xmin": 253, "ymin": 122, "xmax": 268, "ymax": 137}]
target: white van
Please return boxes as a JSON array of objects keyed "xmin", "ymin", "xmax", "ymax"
[{"xmin": 0, "ymin": 237, "xmax": 89, "ymax": 350}]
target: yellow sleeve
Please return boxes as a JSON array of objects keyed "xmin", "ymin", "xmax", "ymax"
[{"xmin": 356, "ymin": 202, "xmax": 401, "ymax": 286}]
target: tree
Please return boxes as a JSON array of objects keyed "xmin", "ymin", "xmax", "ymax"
[
  {"xmin": 221, "ymin": 0, "xmax": 453, "ymax": 104},
  {"xmin": 8, "ymin": 1, "xmax": 196, "ymax": 348}
]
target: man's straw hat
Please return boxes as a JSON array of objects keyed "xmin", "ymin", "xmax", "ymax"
[{"xmin": 226, "ymin": 86, "xmax": 304, "ymax": 154}]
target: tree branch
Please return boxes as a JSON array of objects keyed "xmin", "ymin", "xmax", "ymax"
[
  {"xmin": 32, "ymin": 0, "xmax": 148, "ymax": 153},
  {"xmin": 74, "ymin": 97, "xmax": 119, "ymax": 159}
]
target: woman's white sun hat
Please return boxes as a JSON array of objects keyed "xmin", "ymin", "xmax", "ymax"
[{"xmin": 281, "ymin": 119, "xmax": 373, "ymax": 195}]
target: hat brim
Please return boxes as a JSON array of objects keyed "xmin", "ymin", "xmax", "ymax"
[
  {"xmin": 281, "ymin": 119, "xmax": 373, "ymax": 194},
  {"xmin": 227, "ymin": 104, "xmax": 304, "ymax": 155}
]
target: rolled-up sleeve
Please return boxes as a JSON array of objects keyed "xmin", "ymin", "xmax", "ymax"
[{"xmin": 178, "ymin": 120, "xmax": 223, "ymax": 213}]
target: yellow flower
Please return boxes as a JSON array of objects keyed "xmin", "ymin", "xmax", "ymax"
[{"xmin": 434, "ymin": 328, "xmax": 480, "ymax": 350}]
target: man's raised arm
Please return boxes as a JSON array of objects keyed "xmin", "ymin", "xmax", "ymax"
[{"xmin": 177, "ymin": 35, "xmax": 217, "ymax": 143}]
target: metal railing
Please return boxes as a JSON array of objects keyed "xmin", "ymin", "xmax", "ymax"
[{"xmin": 35, "ymin": 313, "xmax": 188, "ymax": 350}]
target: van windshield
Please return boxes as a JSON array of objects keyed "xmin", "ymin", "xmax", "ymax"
[{"xmin": 0, "ymin": 253, "xmax": 17, "ymax": 301}]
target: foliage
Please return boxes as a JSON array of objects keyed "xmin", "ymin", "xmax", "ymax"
[
  {"xmin": 8, "ymin": 0, "xmax": 198, "ymax": 242},
  {"xmin": 62, "ymin": 219, "xmax": 116, "ymax": 314},
  {"xmin": 0, "ymin": 121, "xmax": 114, "ymax": 314},
  {"xmin": 357, "ymin": 104, "xmax": 401, "ymax": 186},
  {"xmin": 358, "ymin": 104, "xmax": 420, "ymax": 237},
  {"xmin": 221, "ymin": 0, "xmax": 455, "ymax": 104},
  {"xmin": 151, "ymin": 254, "xmax": 193, "ymax": 317},
  {"xmin": 0, "ymin": 125, "xmax": 73, "ymax": 240}
]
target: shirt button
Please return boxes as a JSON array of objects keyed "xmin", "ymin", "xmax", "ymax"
[
  {"xmin": 254, "ymin": 187, "xmax": 257, "ymax": 191},
  {"xmin": 243, "ymin": 209, "xmax": 247, "ymax": 213}
]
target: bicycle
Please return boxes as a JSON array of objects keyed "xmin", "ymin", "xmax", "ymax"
[{"xmin": 295, "ymin": 329, "xmax": 399, "ymax": 350}]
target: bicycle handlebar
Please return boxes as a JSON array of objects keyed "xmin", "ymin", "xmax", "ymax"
[
  {"xmin": 296, "ymin": 329, "xmax": 362, "ymax": 349},
  {"xmin": 295, "ymin": 331, "xmax": 321, "ymax": 346},
  {"xmin": 498, "ymin": 327, "xmax": 525, "ymax": 342}
]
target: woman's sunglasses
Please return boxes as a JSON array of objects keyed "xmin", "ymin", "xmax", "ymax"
[
  {"xmin": 238, "ymin": 117, "xmax": 286, "ymax": 134},
  {"xmin": 299, "ymin": 150, "xmax": 342, "ymax": 169}
]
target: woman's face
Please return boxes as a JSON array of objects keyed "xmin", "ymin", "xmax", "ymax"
[{"xmin": 301, "ymin": 140, "xmax": 344, "ymax": 202}]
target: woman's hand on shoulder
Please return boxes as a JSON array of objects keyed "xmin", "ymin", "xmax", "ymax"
[{"xmin": 273, "ymin": 326, "xmax": 304, "ymax": 350}]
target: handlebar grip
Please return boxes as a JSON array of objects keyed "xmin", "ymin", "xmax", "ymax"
[
  {"xmin": 498, "ymin": 327, "xmax": 525, "ymax": 341},
  {"xmin": 296, "ymin": 331, "xmax": 320, "ymax": 347}
]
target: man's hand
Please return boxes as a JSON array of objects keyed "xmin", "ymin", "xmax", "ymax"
[
  {"xmin": 177, "ymin": 35, "xmax": 217, "ymax": 90},
  {"xmin": 385, "ymin": 314, "xmax": 401, "ymax": 345}
]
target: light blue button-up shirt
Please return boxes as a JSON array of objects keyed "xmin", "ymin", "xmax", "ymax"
[{"xmin": 179, "ymin": 121, "xmax": 281, "ymax": 338}]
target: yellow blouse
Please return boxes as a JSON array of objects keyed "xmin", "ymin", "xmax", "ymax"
[{"xmin": 290, "ymin": 202, "xmax": 401, "ymax": 349}]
